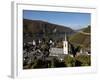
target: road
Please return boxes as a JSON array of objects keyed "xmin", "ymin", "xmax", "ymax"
[{"xmin": 78, "ymin": 31, "xmax": 90, "ymax": 35}]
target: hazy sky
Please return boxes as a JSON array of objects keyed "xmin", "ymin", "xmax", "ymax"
[{"xmin": 23, "ymin": 10, "xmax": 91, "ymax": 30}]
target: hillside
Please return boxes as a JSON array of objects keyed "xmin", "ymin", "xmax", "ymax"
[
  {"xmin": 23, "ymin": 19, "xmax": 75, "ymax": 43},
  {"xmin": 80, "ymin": 25, "xmax": 90, "ymax": 33},
  {"xmin": 69, "ymin": 25, "xmax": 91, "ymax": 48},
  {"xmin": 23, "ymin": 19, "xmax": 74, "ymax": 34}
]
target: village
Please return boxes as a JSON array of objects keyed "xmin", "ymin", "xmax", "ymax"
[{"xmin": 23, "ymin": 33, "xmax": 90, "ymax": 69}]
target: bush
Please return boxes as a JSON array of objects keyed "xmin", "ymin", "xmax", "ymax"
[
  {"xmin": 75, "ymin": 54, "xmax": 91, "ymax": 66},
  {"xmin": 64, "ymin": 54, "xmax": 75, "ymax": 67},
  {"xmin": 52, "ymin": 57, "xmax": 66, "ymax": 67},
  {"xmin": 64, "ymin": 54, "xmax": 91, "ymax": 67}
]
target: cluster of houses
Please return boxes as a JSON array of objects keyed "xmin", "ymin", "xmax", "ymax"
[{"xmin": 23, "ymin": 34, "xmax": 90, "ymax": 68}]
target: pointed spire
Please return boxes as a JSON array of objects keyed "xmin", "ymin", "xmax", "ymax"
[{"xmin": 65, "ymin": 32, "xmax": 67, "ymax": 41}]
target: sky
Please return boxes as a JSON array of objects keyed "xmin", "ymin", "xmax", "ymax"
[{"xmin": 23, "ymin": 10, "xmax": 91, "ymax": 30}]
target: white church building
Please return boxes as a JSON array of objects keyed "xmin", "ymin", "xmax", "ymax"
[{"xmin": 50, "ymin": 33, "xmax": 69, "ymax": 57}]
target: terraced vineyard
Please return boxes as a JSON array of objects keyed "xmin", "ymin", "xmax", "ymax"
[{"xmin": 69, "ymin": 25, "xmax": 91, "ymax": 48}]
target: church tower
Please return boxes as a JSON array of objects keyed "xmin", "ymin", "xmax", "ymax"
[{"xmin": 63, "ymin": 33, "xmax": 68, "ymax": 54}]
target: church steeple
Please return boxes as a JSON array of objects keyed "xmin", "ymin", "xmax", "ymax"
[
  {"xmin": 64, "ymin": 33, "xmax": 67, "ymax": 41},
  {"xmin": 63, "ymin": 33, "xmax": 68, "ymax": 54}
]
